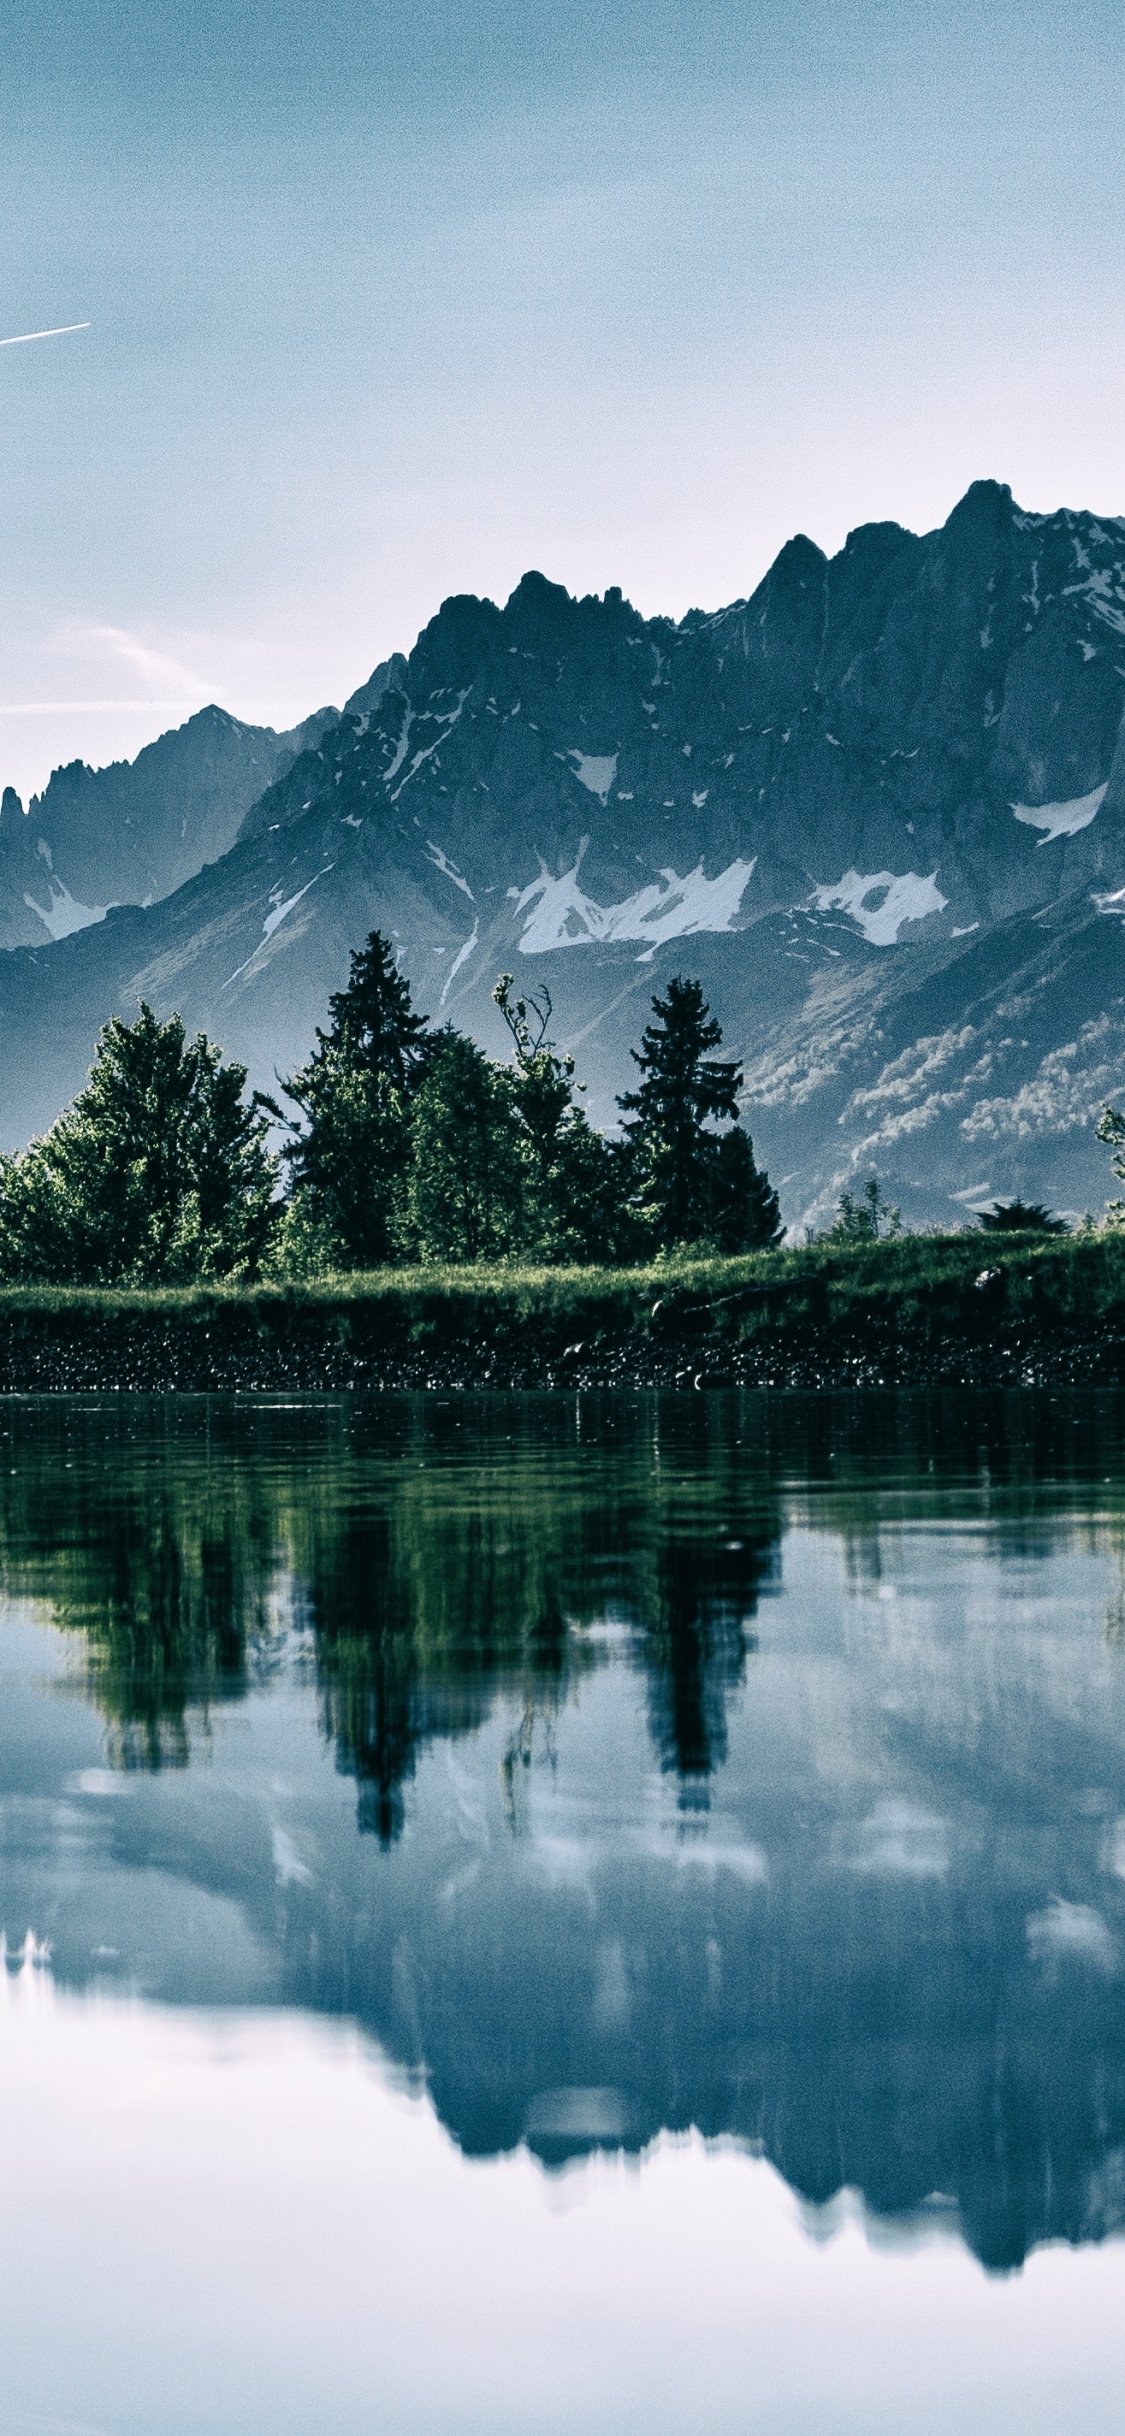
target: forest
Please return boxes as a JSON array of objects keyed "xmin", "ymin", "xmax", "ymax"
[
  {"xmin": 2, "ymin": 925, "xmax": 1124, "ymax": 1343},
  {"xmin": 0, "ymin": 931, "xmax": 782, "ymax": 1284}
]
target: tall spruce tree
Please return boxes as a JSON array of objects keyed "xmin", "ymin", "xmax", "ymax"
[
  {"xmin": 704, "ymin": 1127, "xmax": 783, "ymax": 1254},
  {"xmin": 618, "ymin": 975, "xmax": 781, "ymax": 1250},
  {"xmin": 283, "ymin": 932, "xmax": 430, "ymax": 1268}
]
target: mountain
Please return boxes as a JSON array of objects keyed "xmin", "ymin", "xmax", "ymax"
[
  {"xmin": 0, "ymin": 699, "xmax": 338, "ymax": 951},
  {"xmin": 1, "ymin": 480, "xmax": 1124, "ymax": 1227}
]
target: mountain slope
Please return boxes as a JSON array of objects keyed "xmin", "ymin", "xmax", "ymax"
[
  {"xmin": 2, "ymin": 481, "xmax": 1125, "ymax": 1226},
  {"xmin": 0, "ymin": 699, "xmax": 338, "ymax": 950}
]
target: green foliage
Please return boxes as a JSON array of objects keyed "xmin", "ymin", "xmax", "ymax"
[
  {"xmin": 493, "ymin": 977, "xmax": 574, "ymax": 1167},
  {"xmin": 1097, "ymin": 1106, "xmax": 1125, "ymax": 1228},
  {"xmin": 493, "ymin": 974, "xmax": 640, "ymax": 1261},
  {"xmin": 406, "ymin": 1031, "xmax": 524, "ymax": 1261},
  {"xmin": 0, "ymin": 1003, "xmax": 277, "ymax": 1285},
  {"xmin": 702, "ymin": 1125, "xmax": 783, "ymax": 1253},
  {"xmin": 2, "ymin": 1231, "xmax": 1125, "ymax": 1399},
  {"xmin": 825, "ymin": 1177, "xmax": 902, "ymax": 1243},
  {"xmin": 619, "ymin": 975, "xmax": 741, "ymax": 1243},
  {"xmin": 978, "ymin": 1199, "xmax": 1068, "ymax": 1236},
  {"xmin": 617, "ymin": 974, "xmax": 778, "ymax": 1251},
  {"xmin": 282, "ymin": 932, "xmax": 429, "ymax": 1268},
  {"xmin": 0, "ymin": 942, "xmax": 784, "ymax": 1284}
]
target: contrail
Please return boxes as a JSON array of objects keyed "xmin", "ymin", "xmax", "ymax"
[{"xmin": 0, "ymin": 321, "xmax": 90, "ymax": 348}]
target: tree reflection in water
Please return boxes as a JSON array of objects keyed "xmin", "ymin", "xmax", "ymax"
[
  {"xmin": 3, "ymin": 1388, "xmax": 1125, "ymax": 1825},
  {"xmin": 0, "ymin": 1393, "xmax": 784, "ymax": 1820}
]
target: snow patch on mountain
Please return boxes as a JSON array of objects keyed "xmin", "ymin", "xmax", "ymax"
[
  {"xmin": 813, "ymin": 869, "xmax": 948, "ymax": 946},
  {"xmin": 382, "ymin": 706, "xmax": 414, "ymax": 786},
  {"xmin": 440, "ymin": 920, "xmax": 480, "ymax": 1003},
  {"xmin": 566, "ymin": 751, "xmax": 618, "ymax": 804},
  {"xmin": 512, "ymin": 852, "xmax": 755, "ymax": 959},
  {"xmin": 262, "ymin": 869, "xmax": 332, "ymax": 944},
  {"xmin": 426, "ymin": 842, "xmax": 474, "ymax": 899},
  {"xmin": 1012, "ymin": 782, "xmax": 1107, "ymax": 843},
  {"xmin": 23, "ymin": 877, "xmax": 111, "ymax": 941},
  {"xmin": 1063, "ymin": 567, "xmax": 1125, "ymax": 636},
  {"xmin": 391, "ymin": 693, "xmax": 470, "ymax": 799},
  {"xmin": 224, "ymin": 867, "xmax": 333, "ymax": 985}
]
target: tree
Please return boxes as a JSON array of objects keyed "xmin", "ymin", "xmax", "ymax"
[
  {"xmin": 977, "ymin": 1198, "xmax": 1068, "ymax": 1236},
  {"xmin": 617, "ymin": 975, "xmax": 778, "ymax": 1249},
  {"xmin": 282, "ymin": 932, "xmax": 430, "ymax": 1269},
  {"xmin": 405, "ymin": 1032, "xmax": 524, "ymax": 1262},
  {"xmin": 0, "ymin": 1002, "xmax": 278, "ymax": 1285},
  {"xmin": 493, "ymin": 975, "xmax": 637, "ymax": 1261},
  {"xmin": 702, "ymin": 1127, "xmax": 783, "ymax": 1253},
  {"xmin": 1097, "ymin": 1106, "xmax": 1125, "ymax": 1228},
  {"xmin": 827, "ymin": 1177, "xmax": 902, "ymax": 1243}
]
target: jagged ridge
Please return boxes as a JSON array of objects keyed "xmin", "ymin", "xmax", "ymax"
[{"xmin": 1, "ymin": 479, "xmax": 1124, "ymax": 1227}]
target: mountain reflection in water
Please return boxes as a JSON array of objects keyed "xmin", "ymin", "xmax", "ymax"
[{"xmin": 3, "ymin": 1389, "xmax": 1125, "ymax": 2275}]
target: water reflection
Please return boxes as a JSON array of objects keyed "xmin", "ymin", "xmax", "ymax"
[
  {"xmin": 0, "ymin": 1396, "xmax": 783, "ymax": 1821},
  {"xmin": 2, "ymin": 1390, "xmax": 1125, "ymax": 2273}
]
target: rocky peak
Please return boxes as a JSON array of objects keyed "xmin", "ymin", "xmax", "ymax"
[{"xmin": 5, "ymin": 479, "xmax": 1125, "ymax": 1231}]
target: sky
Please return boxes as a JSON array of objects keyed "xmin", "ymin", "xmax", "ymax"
[{"xmin": 1, "ymin": 0, "xmax": 1123, "ymax": 799}]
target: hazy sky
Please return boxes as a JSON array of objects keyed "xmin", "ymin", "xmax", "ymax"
[{"xmin": 1, "ymin": 0, "xmax": 1123, "ymax": 796}]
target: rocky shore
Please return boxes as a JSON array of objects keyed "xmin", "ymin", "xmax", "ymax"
[{"xmin": 1, "ymin": 1236, "xmax": 1124, "ymax": 1393}]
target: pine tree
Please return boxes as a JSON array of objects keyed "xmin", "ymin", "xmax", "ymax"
[
  {"xmin": 283, "ymin": 932, "xmax": 430, "ymax": 1269},
  {"xmin": 320, "ymin": 931, "xmax": 428, "ymax": 1088},
  {"xmin": 702, "ymin": 1127, "xmax": 783, "ymax": 1253},
  {"xmin": 977, "ymin": 1198, "xmax": 1066, "ymax": 1236},
  {"xmin": 618, "ymin": 975, "xmax": 778, "ymax": 1249}
]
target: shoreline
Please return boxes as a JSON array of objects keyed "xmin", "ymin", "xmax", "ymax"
[{"xmin": 0, "ymin": 1236, "xmax": 1123, "ymax": 1391}]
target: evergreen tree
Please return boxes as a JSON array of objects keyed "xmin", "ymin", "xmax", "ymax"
[
  {"xmin": 282, "ymin": 932, "xmax": 430, "ymax": 1269},
  {"xmin": 618, "ymin": 975, "xmax": 777, "ymax": 1249},
  {"xmin": 320, "ymin": 931, "xmax": 429, "ymax": 1086},
  {"xmin": 405, "ymin": 1032, "xmax": 524, "ymax": 1262},
  {"xmin": 0, "ymin": 1003, "xmax": 278, "ymax": 1285},
  {"xmin": 977, "ymin": 1198, "xmax": 1067, "ymax": 1236},
  {"xmin": 702, "ymin": 1127, "xmax": 783, "ymax": 1253}
]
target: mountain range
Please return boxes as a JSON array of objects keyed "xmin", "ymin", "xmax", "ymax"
[
  {"xmin": 0, "ymin": 699, "xmax": 337, "ymax": 951},
  {"xmin": 3, "ymin": 477, "xmax": 1125, "ymax": 1230}
]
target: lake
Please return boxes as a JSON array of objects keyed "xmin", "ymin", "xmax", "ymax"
[{"xmin": 2, "ymin": 1388, "xmax": 1125, "ymax": 2435}]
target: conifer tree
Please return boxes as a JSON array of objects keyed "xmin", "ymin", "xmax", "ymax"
[
  {"xmin": 705, "ymin": 1127, "xmax": 783, "ymax": 1254},
  {"xmin": 283, "ymin": 932, "xmax": 430, "ymax": 1269},
  {"xmin": 618, "ymin": 974, "xmax": 779, "ymax": 1249},
  {"xmin": 977, "ymin": 1198, "xmax": 1066, "ymax": 1236}
]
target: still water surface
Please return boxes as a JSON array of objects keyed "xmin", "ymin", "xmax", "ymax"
[{"xmin": 3, "ymin": 1390, "xmax": 1125, "ymax": 2433}]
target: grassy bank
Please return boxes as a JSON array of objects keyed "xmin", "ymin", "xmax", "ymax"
[{"xmin": 2, "ymin": 1231, "xmax": 1125, "ymax": 1390}]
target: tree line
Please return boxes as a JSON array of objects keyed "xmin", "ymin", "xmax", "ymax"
[{"xmin": 0, "ymin": 931, "xmax": 782, "ymax": 1284}]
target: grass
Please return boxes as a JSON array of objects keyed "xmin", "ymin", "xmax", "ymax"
[{"xmin": 1, "ymin": 1230, "xmax": 1125, "ymax": 1389}]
